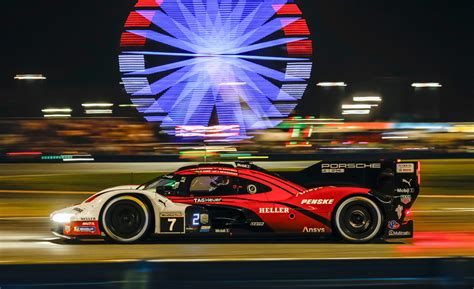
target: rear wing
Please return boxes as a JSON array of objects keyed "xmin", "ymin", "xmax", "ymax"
[{"xmin": 281, "ymin": 160, "xmax": 421, "ymax": 199}]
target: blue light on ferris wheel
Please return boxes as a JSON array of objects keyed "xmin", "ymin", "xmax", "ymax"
[{"xmin": 119, "ymin": 0, "xmax": 313, "ymax": 137}]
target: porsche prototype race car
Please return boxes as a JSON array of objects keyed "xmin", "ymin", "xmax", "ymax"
[{"xmin": 50, "ymin": 160, "xmax": 420, "ymax": 243}]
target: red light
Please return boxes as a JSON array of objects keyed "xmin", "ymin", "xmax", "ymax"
[
  {"xmin": 6, "ymin": 152, "xmax": 42, "ymax": 156},
  {"xmin": 272, "ymin": 4, "xmax": 302, "ymax": 15},
  {"xmin": 405, "ymin": 209, "xmax": 411, "ymax": 216},
  {"xmin": 417, "ymin": 161, "xmax": 421, "ymax": 185},
  {"xmin": 135, "ymin": 0, "xmax": 162, "ymax": 7},
  {"xmin": 282, "ymin": 19, "xmax": 310, "ymax": 36},
  {"xmin": 120, "ymin": 32, "xmax": 146, "ymax": 47},
  {"xmin": 85, "ymin": 194, "xmax": 99, "ymax": 203},
  {"xmin": 125, "ymin": 12, "xmax": 153, "ymax": 28},
  {"xmin": 287, "ymin": 40, "xmax": 313, "ymax": 56}
]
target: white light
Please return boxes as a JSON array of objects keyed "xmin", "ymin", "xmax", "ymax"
[
  {"xmin": 353, "ymin": 96, "xmax": 382, "ymax": 102},
  {"xmin": 119, "ymin": 104, "xmax": 141, "ymax": 107},
  {"xmin": 82, "ymin": 103, "xmax": 114, "ymax": 108},
  {"xmin": 63, "ymin": 158, "xmax": 95, "ymax": 162},
  {"xmin": 342, "ymin": 104, "xmax": 375, "ymax": 109},
  {"xmin": 14, "ymin": 74, "xmax": 46, "ymax": 80},
  {"xmin": 342, "ymin": 110, "xmax": 371, "ymax": 115},
  {"xmin": 52, "ymin": 213, "xmax": 74, "ymax": 223},
  {"xmin": 44, "ymin": 114, "xmax": 71, "ymax": 118},
  {"xmin": 411, "ymin": 83, "xmax": 442, "ymax": 88},
  {"xmin": 317, "ymin": 82, "xmax": 347, "ymax": 87},
  {"xmin": 85, "ymin": 109, "xmax": 113, "ymax": 115},
  {"xmin": 382, "ymin": 136, "xmax": 409, "ymax": 140},
  {"xmin": 42, "ymin": 108, "xmax": 72, "ymax": 113}
]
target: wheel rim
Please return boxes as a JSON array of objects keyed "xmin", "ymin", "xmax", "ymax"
[
  {"xmin": 103, "ymin": 196, "xmax": 149, "ymax": 242},
  {"xmin": 335, "ymin": 197, "xmax": 382, "ymax": 242}
]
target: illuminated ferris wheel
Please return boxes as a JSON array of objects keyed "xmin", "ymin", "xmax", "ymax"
[{"xmin": 119, "ymin": 0, "xmax": 312, "ymax": 137}]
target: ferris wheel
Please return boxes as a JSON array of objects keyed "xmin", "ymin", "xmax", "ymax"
[{"xmin": 119, "ymin": 0, "xmax": 313, "ymax": 137}]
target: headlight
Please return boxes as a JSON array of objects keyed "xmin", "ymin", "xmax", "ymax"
[{"xmin": 51, "ymin": 213, "xmax": 74, "ymax": 223}]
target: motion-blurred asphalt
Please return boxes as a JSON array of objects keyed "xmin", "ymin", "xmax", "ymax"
[{"xmin": 0, "ymin": 160, "xmax": 472, "ymax": 264}]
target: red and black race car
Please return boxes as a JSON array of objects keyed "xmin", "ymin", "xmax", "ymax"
[{"xmin": 50, "ymin": 160, "xmax": 420, "ymax": 243}]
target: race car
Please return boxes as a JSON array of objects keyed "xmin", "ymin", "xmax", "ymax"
[{"xmin": 50, "ymin": 160, "xmax": 420, "ymax": 243}]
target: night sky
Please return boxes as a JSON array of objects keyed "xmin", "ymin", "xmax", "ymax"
[{"xmin": 1, "ymin": 0, "xmax": 473, "ymax": 120}]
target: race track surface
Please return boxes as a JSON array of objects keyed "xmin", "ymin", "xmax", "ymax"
[{"xmin": 0, "ymin": 194, "xmax": 472, "ymax": 264}]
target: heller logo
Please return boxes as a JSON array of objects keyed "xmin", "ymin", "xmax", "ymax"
[
  {"xmin": 301, "ymin": 199, "xmax": 334, "ymax": 205},
  {"xmin": 303, "ymin": 227, "xmax": 325, "ymax": 233},
  {"xmin": 259, "ymin": 207, "xmax": 289, "ymax": 214}
]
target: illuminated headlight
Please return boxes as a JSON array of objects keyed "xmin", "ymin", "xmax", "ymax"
[{"xmin": 51, "ymin": 213, "xmax": 74, "ymax": 223}]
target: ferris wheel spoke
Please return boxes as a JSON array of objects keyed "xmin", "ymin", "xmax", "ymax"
[
  {"xmin": 227, "ymin": 37, "xmax": 307, "ymax": 55},
  {"xmin": 127, "ymin": 30, "xmax": 202, "ymax": 53},
  {"xmin": 231, "ymin": 58, "xmax": 303, "ymax": 82},
  {"xmin": 230, "ymin": 17, "xmax": 300, "ymax": 49},
  {"xmin": 126, "ymin": 58, "xmax": 208, "ymax": 76},
  {"xmin": 151, "ymin": 10, "xmax": 208, "ymax": 47}
]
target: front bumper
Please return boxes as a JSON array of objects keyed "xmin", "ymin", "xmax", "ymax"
[{"xmin": 50, "ymin": 206, "xmax": 102, "ymax": 239}]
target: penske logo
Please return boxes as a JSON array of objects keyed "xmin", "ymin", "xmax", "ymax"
[{"xmin": 301, "ymin": 199, "xmax": 334, "ymax": 205}]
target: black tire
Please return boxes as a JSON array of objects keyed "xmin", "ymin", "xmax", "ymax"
[
  {"xmin": 101, "ymin": 195, "xmax": 150, "ymax": 243},
  {"xmin": 334, "ymin": 196, "xmax": 383, "ymax": 243}
]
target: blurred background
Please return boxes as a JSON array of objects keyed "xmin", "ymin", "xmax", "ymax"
[{"xmin": 0, "ymin": 0, "xmax": 472, "ymax": 288}]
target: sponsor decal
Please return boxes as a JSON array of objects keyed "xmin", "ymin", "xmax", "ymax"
[
  {"xmin": 194, "ymin": 198, "xmax": 222, "ymax": 203},
  {"xmin": 200, "ymin": 214, "xmax": 209, "ymax": 225},
  {"xmin": 402, "ymin": 178, "xmax": 413, "ymax": 187},
  {"xmin": 236, "ymin": 163, "xmax": 251, "ymax": 169},
  {"xmin": 396, "ymin": 163, "xmax": 415, "ymax": 173},
  {"xmin": 395, "ymin": 188, "xmax": 415, "ymax": 194},
  {"xmin": 322, "ymin": 163, "xmax": 381, "ymax": 174},
  {"xmin": 64, "ymin": 225, "xmax": 71, "ymax": 233},
  {"xmin": 200, "ymin": 225, "xmax": 211, "ymax": 232},
  {"xmin": 388, "ymin": 230, "xmax": 411, "ymax": 237},
  {"xmin": 387, "ymin": 220, "xmax": 400, "ymax": 230},
  {"xmin": 250, "ymin": 222, "xmax": 265, "ymax": 227},
  {"xmin": 215, "ymin": 229, "xmax": 230, "ymax": 233},
  {"xmin": 80, "ymin": 217, "xmax": 95, "ymax": 221},
  {"xmin": 160, "ymin": 212, "xmax": 184, "ymax": 218},
  {"xmin": 81, "ymin": 222, "xmax": 95, "ymax": 226},
  {"xmin": 395, "ymin": 205, "xmax": 404, "ymax": 219},
  {"xmin": 302, "ymin": 227, "xmax": 325, "ymax": 233},
  {"xmin": 259, "ymin": 207, "xmax": 289, "ymax": 214},
  {"xmin": 301, "ymin": 199, "xmax": 334, "ymax": 205},
  {"xmin": 74, "ymin": 226, "xmax": 96, "ymax": 233},
  {"xmin": 400, "ymin": 195, "xmax": 412, "ymax": 205}
]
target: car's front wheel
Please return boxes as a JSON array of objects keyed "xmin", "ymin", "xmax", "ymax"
[
  {"xmin": 101, "ymin": 195, "xmax": 150, "ymax": 243},
  {"xmin": 334, "ymin": 196, "xmax": 383, "ymax": 243}
]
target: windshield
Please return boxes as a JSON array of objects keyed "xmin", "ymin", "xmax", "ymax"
[{"xmin": 138, "ymin": 175, "xmax": 177, "ymax": 191}]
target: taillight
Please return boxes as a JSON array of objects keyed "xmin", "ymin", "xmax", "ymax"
[{"xmin": 417, "ymin": 161, "xmax": 421, "ymax": 185}]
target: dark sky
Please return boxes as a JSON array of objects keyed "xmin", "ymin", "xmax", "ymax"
[{"xmin": 1, "ymin": 0, "xmax": 473, "ymax": 120}]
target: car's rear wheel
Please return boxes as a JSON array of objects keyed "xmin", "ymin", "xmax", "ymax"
[
  {"xmin": 334, "ymin": 196, "xmax": 382, "ymax": 243},
  {"xmin": 101, "ymin": 195, "xmax": 150, "ymax": 243}
]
